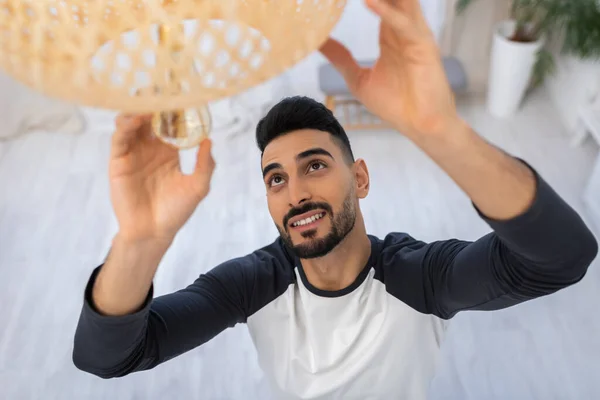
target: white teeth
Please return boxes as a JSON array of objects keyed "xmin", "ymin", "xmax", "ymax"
[{"xmin": 292, "ymin": 212, "xmax": 324, "ymax": 227}]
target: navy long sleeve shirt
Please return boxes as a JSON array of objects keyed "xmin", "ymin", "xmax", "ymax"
[{"xmin": 72, "ymin": 165, "xmax": 598, "ymax": 399}]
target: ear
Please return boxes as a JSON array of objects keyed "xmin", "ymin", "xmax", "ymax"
[{"xmin": 353, "ymin": 159, "xmax": 370, "ymax": 199}]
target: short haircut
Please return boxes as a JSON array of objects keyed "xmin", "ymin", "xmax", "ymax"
[{"xmin": 255, "ymin": 96, "xmax": 355, "ymax": 164}]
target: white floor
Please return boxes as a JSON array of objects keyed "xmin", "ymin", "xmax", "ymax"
[{"xmin": 1, "ymin": 78, "xmax": 599, "ymax": 399}]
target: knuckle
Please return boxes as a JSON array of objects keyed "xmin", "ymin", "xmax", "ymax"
[
  {"xmin": 196, "ymin": 183, "xmax": 210, "ymax": 199},
  {"xmin": 115, "ymin": 114, "xmax": 141, "ymax": 130}
]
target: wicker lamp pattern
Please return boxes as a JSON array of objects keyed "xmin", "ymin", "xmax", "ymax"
[{"xmin": 0, "ymin": 0, "xmax": 346, "ymax": 147}]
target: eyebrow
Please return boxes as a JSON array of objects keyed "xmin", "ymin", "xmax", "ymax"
[
  {"xmin": 297, "ymin": 148, "xmax": 334, "ymax": 161},
  {"xmin": 262, "ymin": 147, "xmax": 335, "ymax": 179}
]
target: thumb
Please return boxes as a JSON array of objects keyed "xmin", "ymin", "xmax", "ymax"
[
  {"xmin": 190, "ymin": 138, "xmax": 215, "ymax": 198},
  {"xmin": 319, "ymin": 38, "xmax": 365, "ymax": 94}
]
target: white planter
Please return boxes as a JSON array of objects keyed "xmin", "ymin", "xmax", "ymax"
[{"xmin": 487, "ymin": 20, "xmax": 545, "ymax": 118}]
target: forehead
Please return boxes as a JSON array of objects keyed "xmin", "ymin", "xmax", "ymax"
[{"xmin": 261, "ymin": 129, "xmax": 338, "ymax": 167}]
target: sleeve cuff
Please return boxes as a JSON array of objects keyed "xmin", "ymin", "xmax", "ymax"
[
  {"xmin": 472, "ymin": 159, "xmax": 547, "ymax": 230},
  {"xmin": 82, "ymin": 265, "xmax": 154, "ymax": 324}
]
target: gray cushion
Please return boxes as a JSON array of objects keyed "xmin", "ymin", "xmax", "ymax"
[{"xmin": 318, "ymin": 56, "xmax": 468, "ymax": 95}]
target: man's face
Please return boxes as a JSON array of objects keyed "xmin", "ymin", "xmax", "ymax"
[{"xmin": 261, "ymin": 129, "xmax": 368, "ymax": 259}]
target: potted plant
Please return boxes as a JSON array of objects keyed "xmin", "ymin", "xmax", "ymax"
[{"xmin": 457, "ymin": 0, "xmax": 600, "ymax": 118}]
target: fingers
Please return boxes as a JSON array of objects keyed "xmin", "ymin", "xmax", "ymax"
[
  {"xmin": 366, "ymin": 0, "xmax": 413, "ymax": 35},
  {"xmin": 190, "ymin": 138, "xmax": 216, "ymax": 199},
  {"xmin": 370, "ymin": 0, "xmax": 424, "ymax": 19},
  {"xmin": 111, "ymin": 114, "xmax": 152, "ymax": 159},
  {"xmin": 319, "ymin": 38, "xmax": 365, "ymax": 94}
]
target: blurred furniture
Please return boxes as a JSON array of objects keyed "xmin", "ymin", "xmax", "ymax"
[
  {"xmin": 572, "ymin": 93, "xmax": 600, "ymax": 147},
  {"xmin": 318, "ymin": 57, "xmax": 468, "ymax": 130},
  {"xmin": 0, "ymin": 71, "xmax": 85, "ymax": 142},
  {"xmin": 579, "ymin": 93, "xmax": 600, "ymax": 229}
]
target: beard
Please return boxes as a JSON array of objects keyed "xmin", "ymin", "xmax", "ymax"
[{"xmin": 277, "ymin": 191, "xmax": 356, "ymax": 259}]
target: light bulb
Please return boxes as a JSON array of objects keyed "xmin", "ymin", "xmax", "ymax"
[
  {"xmin": 151, "ymin": 105, "xmax": 212, "ymax": 149},
  {"xmin": 148, "ymin": 22, "xmax": 211, "ymax": 149}
]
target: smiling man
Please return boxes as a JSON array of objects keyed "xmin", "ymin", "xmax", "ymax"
[
  {"xmin": 72, "ymin": 0, "xmax": 598, "ymax": 399},
  {"xmin": 261, "ymin": 123, "xmax": 361, "ymax": 262}
]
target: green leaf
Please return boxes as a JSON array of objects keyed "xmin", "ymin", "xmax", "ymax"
[
  {"xmin": 559, "ymin": 0, "xmax": 600, "ymax": 59},
  {"xmin": 456, "ymin": 0, "xmax": 477, "ymax": 15},
  {"xmin": 454, "ymin": 0, "xmax": 600, "ymax": 61},
  {"xmin": 531, "ymin": 48, "xmax": 556, "ymax": 89}
]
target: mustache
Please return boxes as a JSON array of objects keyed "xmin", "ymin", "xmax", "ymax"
[{"xmin": 283, "ymin": 202, "xmax": 333, "ymax": 228}]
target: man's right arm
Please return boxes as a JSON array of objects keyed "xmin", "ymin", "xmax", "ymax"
[
  {"xmin": 91, "ymin": 234, "xmax": 172, "ymax": 316},
  {"xmin": 75, "ymin": 114, "xmax": 236, "ymax": 377},
  {"xmin": 72, "ymin": 236, "xmax": 258, "ymax": 378}
]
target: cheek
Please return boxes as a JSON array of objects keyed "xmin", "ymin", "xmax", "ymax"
[
  {"xmin": 313, "ymin": 176, "xmax": 350, "ymax": 204},
  {"xmin": 266, "ymin": 194, "xmax": 285, "ymax": 224}
]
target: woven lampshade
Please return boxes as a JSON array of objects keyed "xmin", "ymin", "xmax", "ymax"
[{"xmin": 0, "ymin": 0, "xmax": 346, "ymax": 112}]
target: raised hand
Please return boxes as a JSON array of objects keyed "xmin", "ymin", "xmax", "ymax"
[
  {"xmin": 320, "ymin": 0, "xmax": 460, "ymax": 139},
  {"xmin": 109, "ymin": 114, "xmax": 215, "ymax": 243}
]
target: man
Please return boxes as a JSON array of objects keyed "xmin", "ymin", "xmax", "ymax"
[{"xmin": 72, "ymin": 0, "xmax": 598, "ymax": 399}]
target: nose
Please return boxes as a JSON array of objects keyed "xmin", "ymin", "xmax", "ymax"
[{"xmin": 287, "ymin": 177, "xmax": 311, "ymax": 207}]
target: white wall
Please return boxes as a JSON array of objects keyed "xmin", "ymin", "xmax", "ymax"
[
  {"xmin": 442, "ymin": 0, "xmax": 510, "ymax": 94},
  {"xmin": 329, "ymin": 0, "xmax": 447, "ymax": 58},
  {"xmin": 545, "ymin": 56, "xmax": 600, "ymax": 134}
]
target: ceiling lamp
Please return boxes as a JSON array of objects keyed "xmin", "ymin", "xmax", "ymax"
[{"xmin": 0, "ymin": 0, "xmax": 346, "ymax": 148}]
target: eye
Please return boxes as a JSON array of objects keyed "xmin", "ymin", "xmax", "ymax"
[
  {"xmin": 308, "ymin": 161, "xmax": 326, "ymax": 172},
  {"xmin": 269, "ymin": 175, "xmax": 285, "ymax": 187}
]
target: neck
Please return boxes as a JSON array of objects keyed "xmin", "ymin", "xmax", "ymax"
[{"xmin": 299, "ymin": 215, "xmax": 371, "ymax": 292}]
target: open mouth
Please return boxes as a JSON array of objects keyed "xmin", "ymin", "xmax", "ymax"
[{"xmin": 289, "ymin": 211, "xmax": 326, "ymax": 231}]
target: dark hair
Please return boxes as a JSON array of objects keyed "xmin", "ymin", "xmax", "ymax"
[{"xmin": 255, "ymin": 96, "xmax": 355, "ymax": 164}]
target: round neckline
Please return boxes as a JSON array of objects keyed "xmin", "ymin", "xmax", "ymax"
[{"xmin": 293, "ymin": 235, "xmax": 379, "ymax": 298}]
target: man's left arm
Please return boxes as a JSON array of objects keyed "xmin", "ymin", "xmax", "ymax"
[
  {"xmin": 391, "ymin": 123, "xmax": 598, "ymax": 319},
  {"xmin": 413, "ymin": 121, "xmax": 538, "ymax": 222},
  {"xmin": 321, "ymin": 0, "xmax": 598, "ymax": 318}
]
